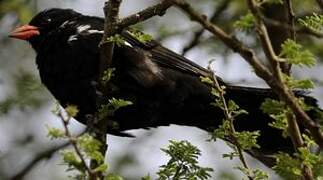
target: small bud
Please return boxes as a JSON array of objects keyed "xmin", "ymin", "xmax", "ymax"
[{"xmin": 65, "ymin": 105, "xmax": 79, "ymax": 117}]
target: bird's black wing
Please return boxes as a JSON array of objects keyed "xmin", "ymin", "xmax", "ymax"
[{"xmin": 121, "ymin": 30, "xmax": 212, "ymax": 78}]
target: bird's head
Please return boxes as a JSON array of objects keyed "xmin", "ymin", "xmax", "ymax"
[{"xmin": 9, "ymin": 8, "xmax": 81, "ymax": 47}]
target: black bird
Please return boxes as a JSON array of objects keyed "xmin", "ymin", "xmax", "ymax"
[{"xmin": 9, "ymin": 8, "xmax": 321, "ymax": 167}]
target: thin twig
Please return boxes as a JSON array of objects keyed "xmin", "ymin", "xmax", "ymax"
[
  {"xmin": 58, "ymin": 112, "xmax": 96, "ymax": 179},
  {"xmin": 208, "ymin": 63, "xmax": 253, "ymax": 180},
  {"xmin": 181, "ymin": 0, "xmax": 230, "ymax": 55},
  {"xmin": 285, "ymin": 0, "xmax": 296, "ymax": 40},
  {"xmin": 117, "ymin": 0, "xmax": 174, "ymax": 30},
  {"xmin": 247, "ymin": 0, "xmax": 281, "ymax": 77}
]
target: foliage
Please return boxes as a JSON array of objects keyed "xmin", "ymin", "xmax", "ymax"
[
  {"xmin": 261, "ymin": 98, "xmax": 289, "ymax": 136},
  {"xmin": 234, "ymin": 12, "xmax": 255, "ymax": 32},
  {"xmin": 106, "ymin": 34, "xmax": 128, "ymax": 47},
  {"xmin": 273, "ymin": 148, "xmax": 323, "ymax": 180},
  {"xmin": 65, "ymin": 105, "xmax": 79, "ymax": 118},
  {"xmin": 98, "ymin": 98, "xmax": 133, "ymax": 121},
  {"xmin": 99, "ymin": 66, "xmax": 133, "ymax": 124},
  {"xmin": 157, "ymin": 140, "xmax": 213, "ymax": 180},
  {"xmin": 282, "ymin": 74, "xmax": 315, "ymax": 90},
  {"xmin": 280, "ymin": 39, "xmax": 316, "ymax": 67},
  {"xmin": 128, "ymin": 29, "xmax": 153, "ymax": 43},
  {"xmin": 299, "ymin": 13, "xmax": 323, "ymax": 33},
  {"xmin": 101, "ymin": 68, "xmax": 116, "ymax": 86},
  {"xmin": 236, "ymin": 167, "xmax": 269, "ymax": 180}
]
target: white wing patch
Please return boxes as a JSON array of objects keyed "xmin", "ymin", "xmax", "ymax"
[
  {"xmin": 68, "ymin": 35, "xmax": 78, "ymax": 42},
  {"xmin": 124, "ymin": 41, "xmax": 133, "ymax": 47},
  {"xmin": 87, "ymin": 30, "xmax": 104, "ymax": 34},
  {"xmin": 65, "ymin": 24, "xmax": 133, "ymax": 47},
  {"xmin": 77, "ymin": 25, "xmax": 91, "ymax": 33}
]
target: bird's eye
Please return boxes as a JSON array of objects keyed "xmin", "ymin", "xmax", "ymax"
[{"xmin": 46, "ymin": 18, "xmax": 52, "ymax": 22}]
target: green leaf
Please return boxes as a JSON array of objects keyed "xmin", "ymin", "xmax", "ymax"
[
  {"xmin": 211, "ymin": 88, "xmax": 220, "ymax": 97},
  {"xmin": 297, "ymin": 147, "xmax": 319, "ymax": 168},
  {"xmin": 128, "ymin": 30, "xmax": 153, "ymax": 43},
  {"xmin": 234, "ymin": 131, "xmax": 260, "ymax": 150},
  {"xmin": 273, "ymin": 152, "xmax": 302, "ymax": 179},
  {"xmin": 228, "ymin": 100, "xmax": 239, "ymax": 111},
  {"xmin": 253, "ymin": 168, "xmax": 269, "ymax": 180},
  {"xmin": 106, "ymin": 34, "xmax": 127, "ymax": 47},
  {"xmin": 261, "ymin": 99, "xmax": 288, "ymax": 136},
  {"xmin": 268, "ymin": 113, "xmax": 288, "ymax": 137},
  {"xmin": 283, "ymin": 74, "xmax": 315, "ymax": 90},
  {"xmin": 280, "ymin": 39, "xmax": 316, "ymax": 67},
  {"xmin": 60, "ymin": 149, "xmax": 84, "ymax": 172},
  {"xmin": 261, "ymin": 99, "xmax": 285, "ymax": 115},
  {"xmin": 77, "ymin": 134, "xmax": 104, "ymax": 163},
  {"xmin": 298, "ymin": 13, "xmax": 323, "ymax": 32},
  {"xmin": 94, "ymin": 164, "xmax": 108, "ymax": 173},
  {"xmin": 108, "ymin": 98, "xmax": 133, "ymax": 110},
  {"xmin": 209, "ymin": 120, "xmax": 231, "ymax": 140},
  {"xmin": 46, "ymin": 126, "xmax": 65, "ymax": 139},
  {"xmin": 65, "ymin": 105, "xmax": 79, "ymax": 117},
  {"xmin": 141, "ymin": 174, "xmax": 152, "ymax": 180},
  {"xmin": 105, "ymin": 174, "xmax": 124, "ymax": 180},
  {"xmin": 234, "ymin": 12, "xmax": 255, "ymax": 32},
  {"xmin": 200, "ymin": 76, "xmax": 214, "ymax": 85},
  {"xmin": 98, "ymin": 98, "xmax": 133, "ymax": 121},
  {"xmin": 157, "ymin": 140, "xmax": 213, "ymax": 180},
  {"xmin": 102, "ymin": 68, "xmax": 116, "ymax": 85}
]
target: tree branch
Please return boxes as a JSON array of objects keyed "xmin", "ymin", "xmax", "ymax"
[
  {"xmin": 208, "ymin": 63, "xmax": 254, "ymax": 180},
  {"xmin": 117, "ymin": 0, "xmax": 174, "ymax": 30},
  {"xmin": 172, "ymin": 0, "xmax": 274, "ymax": 84},
  {"xmin": 99, "ymin": 0, "xmax": 122, "ymax": 75},
  {"xmin": 181, "ymin": 0, "xmax": 230, "ymax": 55}
]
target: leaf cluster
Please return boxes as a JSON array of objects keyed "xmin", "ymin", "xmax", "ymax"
[
  {"xmin": 261, "ymin": 99, "xmax": 289, "ymax": 137},
  {"xmin": 128, "ymin": 29, "xmax": 153, "ymax": 43},
  {"xmin": 299, "ymin": 13, "xmax": 323, "ymax": 33},
  {"xmin": 157, "ymin": 140, "xmax": 213, "ymax": 180},
  {"xmin": 273, "ymin": 147, "xmax": 323, "ymax": 180},
  {"xmin": 234, "ymin": 12, "xmax": 255, "ymax": 32},
  {"xmin": 106, "ymin": 34, "xmax": 128, "ymax": 47},
  {"xmin": 98, "ymin": 98, "xmax": 133, "ymax": 121},
  {"xmin": 101, "ymin": 68, "xmax": 116, "ymax": 86},
  {"xmin": 280, "ymin": 39, "xmax": 316, "ymax": 67}
]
